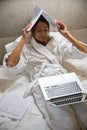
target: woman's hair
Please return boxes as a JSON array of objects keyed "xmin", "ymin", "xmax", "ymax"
[{"xmin": 31, "ymin": 15, "xmax": 50, "ymax": 32}]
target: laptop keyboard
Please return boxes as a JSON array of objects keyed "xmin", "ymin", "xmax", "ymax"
[
  {"xmin": 44, "ymin": 81, "xmax": 82, "ymax": 98},
  {"xmin": 50, "ymin": 93, "xmax": 83, "ymax": 106}
]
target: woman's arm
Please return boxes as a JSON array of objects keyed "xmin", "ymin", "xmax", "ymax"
[
  {"xmin": 6, "ymin": 23, "xmax": 31, "ymax": 67},
  {"xmin": 56, "ymin": 20, "xmax": 87, "ymax": 53}
]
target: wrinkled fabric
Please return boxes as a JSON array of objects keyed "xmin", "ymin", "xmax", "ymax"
[{"xmin": 3, "ymin": 33, "xmax": 87, "ymax": 130}]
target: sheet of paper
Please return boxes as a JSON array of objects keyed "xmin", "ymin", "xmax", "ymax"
[
  {"xmin": 0, "ymin": 88, "xmax": 34, "ymax": 120},
  {"xmin": 27, "ymin": 4, "xmax": 60, "ymax": 32}
]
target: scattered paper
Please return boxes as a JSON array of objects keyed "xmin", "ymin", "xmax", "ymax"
[{"xmin": 0, "ymin": 88, "xmax": 34, "ymax": 120}]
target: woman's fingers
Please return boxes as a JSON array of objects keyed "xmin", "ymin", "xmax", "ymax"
[{"xmin": 24, "ymin": 22, "xmax": 32, "ymax": 32}]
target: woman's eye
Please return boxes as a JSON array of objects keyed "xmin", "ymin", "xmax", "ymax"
[
  {"xmin": 37, "ymin": 30, "xmax": 42, "ymax": 32},
  {"xmin": 44, "ymin": 29, "xmax": 48, "ymax": 32},
  {"xmin": 36, "ymin": 28, "xmax": 49, "ymax": 32}
]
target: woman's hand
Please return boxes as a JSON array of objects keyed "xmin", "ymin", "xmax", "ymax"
[
  {"xmin": 56, "ymin": 20, "xmax": 69, "ymax": 37},
  {"xmin": 22, "ymin": 22, "xmax": 32, "ymax": 41},
  {"xmin": 56, "ymin": 20, "xmax": 87, "ymax": 53}
]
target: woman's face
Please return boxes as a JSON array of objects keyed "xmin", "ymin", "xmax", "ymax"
[{"xmin": 33, "ymin": 21, "xmax": 50, "ymax": 45}]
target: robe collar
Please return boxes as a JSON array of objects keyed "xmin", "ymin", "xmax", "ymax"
[{"xmin": 31, "ymin": 37, "xmax": 57, "ymax": 64}]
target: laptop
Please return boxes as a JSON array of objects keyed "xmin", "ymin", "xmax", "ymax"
[{"xmin": 38, "ymin": 72, "xmax": 87, "ymax": 107}]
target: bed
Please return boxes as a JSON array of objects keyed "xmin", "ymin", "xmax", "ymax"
[
  {"xmin": 0, "ymin": 0, "xmax": 87, "ymax": 130},
  {"xmin": 0, "ymin": 32, "xmax": 87, "ymax": 130},
  {"xmin": 0, "ymin": 65, "xmax": 51, "ymax": 130}
]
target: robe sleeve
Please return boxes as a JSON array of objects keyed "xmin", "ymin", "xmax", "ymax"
[
  {"xmin": 58, "ymin": 38, "xmax": 87, "ymax": 59},
  {"xmin": 3, "ymin": 36, "xmax": 30, "ymax": 74}
]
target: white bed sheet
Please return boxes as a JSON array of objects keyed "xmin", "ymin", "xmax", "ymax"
[
  {"xmin": 0, "ymin": 32, "xmax": 87, "ymax": 130},
  {"xmin": 0, "ymin": 56, "xmax": 87, "ymax": 130},
  {"xmin": 0, "ymin": 66, "xmax": 51, "ymax": 130}
]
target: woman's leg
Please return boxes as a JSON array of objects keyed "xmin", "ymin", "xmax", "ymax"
[
  {"xmin": 46, "ymin": 103, "xmax": 80, "ymax": 130},
  {"xmin": 72, "ymin": 102, "xmax": 87, "ymax": 130},
  {"xmin": 32, "ymin": 86, "xmax": 80, "ymax": 130}
]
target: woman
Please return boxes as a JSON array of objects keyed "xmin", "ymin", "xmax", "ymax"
[
  {"xmin": 5, "ymin": 16, "xmax": 87, "ymax": 68},
  {"xmin": 3, "ymin": 15, "xmax": 87, "ymax": 130}
]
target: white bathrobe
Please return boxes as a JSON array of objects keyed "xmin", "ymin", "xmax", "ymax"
[{"xmin": 3, "ymin": 32, "xmax": 87, "ymax": 130}]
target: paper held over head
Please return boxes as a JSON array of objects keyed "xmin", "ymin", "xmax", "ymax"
[{"xmin": 27, "ymin": 4, "xmax": 60, "ymax": 32}]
